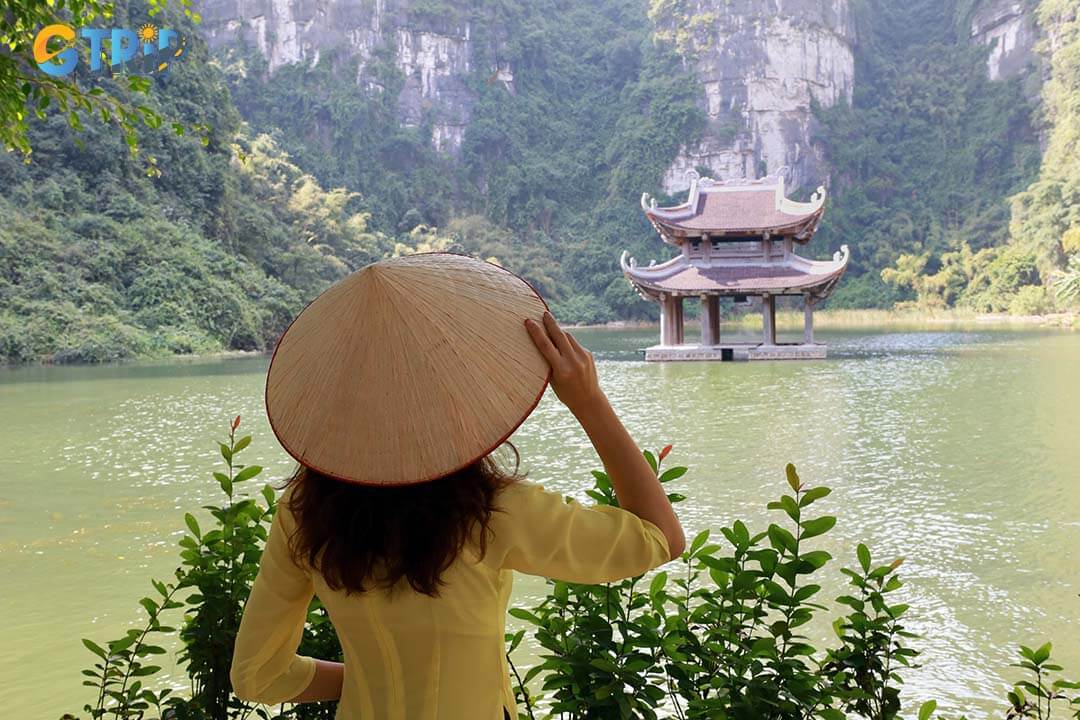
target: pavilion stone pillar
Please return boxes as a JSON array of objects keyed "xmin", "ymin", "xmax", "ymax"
[
  {"xmin": 659, "ymin": 295, "xmax": 685, "ymax": 346},
  {"xmin": 762, "ymin": 294, "xmax": 777, "ymax": 346},
  {"xmin": 803, "ymin": 293, "xmax": 814, "ymax": 344},
  {"xmin": 700, "ymin": 295, "xmax": 720, "ymax": 346},
  {"xmin": 673, "ymin": 296, "xmax": 685, "ymax": 345},
  {"xmin": 659, "ymin": 294, "xmax": 671, "ymax": 345}
]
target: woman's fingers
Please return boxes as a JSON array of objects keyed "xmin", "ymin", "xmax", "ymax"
[
  {"xmin": 565, "ymin": 330, "xmax": 590, "ymax": 359},
  {"xmin": 527, "ymin": 313, "xmax": 593, "ymax": 380},
  {"xmin": 525, "ymin": 317, "xmax": 561, "ymax": 367},
  {"xmin": 542, "ymin": 312, "xmax": 575, "ymax": 358},
  {"xmin": 527, "ymin": 313, "xmax": 605, "ymax": 414}
]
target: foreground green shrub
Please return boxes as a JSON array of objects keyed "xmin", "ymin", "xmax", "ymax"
[
  {"xmin": 65, "ymin": 426, "xmax": 1078, "ymax": 720},
  {"xmin": 507, "ymin": 454, "xmax": 917, "ymax": 720},
  {"xmin": 71, "ymin": 417, "xmax": 339, "ymax": 720}
]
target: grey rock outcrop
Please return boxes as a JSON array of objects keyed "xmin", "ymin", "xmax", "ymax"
[
  {"xmin": 654, "ymin": 0, "xmax": 855, "ymax": 195},
  {"xmin": 197, "ymin": 0, "xmax": 854, "ymax": 187},
  {"xmin": 968, "ymin": 0, "xmax": 1041, "ymax": 82},
  {"xmin": 198, "ymin": 0, "xmax": 482, "ymax": 153}
]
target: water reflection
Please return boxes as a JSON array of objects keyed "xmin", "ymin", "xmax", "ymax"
[{"xmin": 1, "ymin": 329, "xmax": 1078, "ymax": 718}]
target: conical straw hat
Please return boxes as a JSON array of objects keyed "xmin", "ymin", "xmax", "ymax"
[{"xmin": 265, "ymin": 253, "xmax": 550, "ymax": 485}]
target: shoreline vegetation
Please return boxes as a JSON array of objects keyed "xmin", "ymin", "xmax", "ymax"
[{"xmin": 3, "ymin": 310, "xmax": 1076, "ymax": 369}]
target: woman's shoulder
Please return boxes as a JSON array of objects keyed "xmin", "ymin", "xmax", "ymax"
[
  {"xmin": 489, "ymin": 480, "xmax": 586, "ymax": 537},
  {"xmin": 485, "ymin": 480, "xmax": 553, "ymax": 543},
  {"xmin": 484, "ymin": 478, "xmax": 671, "ymax": 581},
  {"xmin": 495, "ymin": 478, "xmax": 563, "ymax": 512}
]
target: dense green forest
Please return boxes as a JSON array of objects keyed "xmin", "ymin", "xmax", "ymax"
[
  {"xmin": 817, "ymin": 0, "xmax": 1040, "ymax": 309},
  {"xmin": 820, "ymin": 0, "xmax": 1079, "ymax": 314},
  {"xmin": 1011, "ymin": 0, "xmax": 1080, "ymax": 305},
  {"xmin": 1, "ymin": 0, "xmax": 1077, "ymax": 363},
  {"xmin": 0, "ymin": 4, "xmax": 398, "ymax": 363}
]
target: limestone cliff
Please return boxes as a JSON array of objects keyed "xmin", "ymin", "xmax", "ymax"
[
  {"xmin": 968, "ymin": 0, "xmax": 1041, "ymax": 82},
  {"xmin": 198, "ymin": 0, "xmax": 487, "ymax": 153},
  {"xmin": 651, "ymin": 0, "xmax": 855, "ymax": 195},
  {"xmin": 197, "ymin": 0, "xmax": 855, "ymax": 188}
]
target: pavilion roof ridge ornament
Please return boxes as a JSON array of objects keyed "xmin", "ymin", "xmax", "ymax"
[
  {"xmin": 779, "ymin": 184, "xmax": 827, "ymax": 218},
  {"xmin": 619, "ymin": 250, "xmax": 677, "ymax": 275}
]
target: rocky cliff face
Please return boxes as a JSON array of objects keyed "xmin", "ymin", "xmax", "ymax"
[
  {"xmin": 653, "ymin": 0, "xmax": 855, "ymax": 195},
  {"xmin": 968, "ymin": 0, "xmax": 1040, "ymax": 81},
  {"xmin": 198, "ymin": 0, "xmax": 852, "ymax": 188},
  {"xmin": 198, "ymin": 0, "xmax": 487, "ymax": 153}
]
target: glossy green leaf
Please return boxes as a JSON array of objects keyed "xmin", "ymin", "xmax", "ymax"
[
  {"xmin": 857, "ymin": 543, "xmax": 872, "ymax": 572},
  {"xmin": 233, "ymin": 465, "xmax": 263, "ymax": 483},
  {"xmin": 799, "ymin": 516, "xmax": 836, "ymax": 540}
]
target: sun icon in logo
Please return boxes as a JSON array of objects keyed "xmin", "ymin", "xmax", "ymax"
[{"xmin": 137, "ymin": 23, "xmax": 159, "ymax": 45}]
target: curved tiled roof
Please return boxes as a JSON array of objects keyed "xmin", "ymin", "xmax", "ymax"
[
  {"xmin": 642, "ymin": 174, "xmax": 826, "ymax": 243},
  {"xmin": 620, "ymin": 246, "xmax": 850, "ymax": 300}
]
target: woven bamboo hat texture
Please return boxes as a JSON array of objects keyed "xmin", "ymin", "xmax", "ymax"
[{"xmin": 265, "ymin": 253, "xmax": 550, "ymax": 486}]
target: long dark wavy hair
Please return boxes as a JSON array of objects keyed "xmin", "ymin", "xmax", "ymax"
[{"xmin": 282, "ymin": 444, "xmax": 522, "ymax": 597}]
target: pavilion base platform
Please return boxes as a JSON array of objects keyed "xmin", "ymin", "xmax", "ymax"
[{"xmin": 643, "ymin": 342, "xmax": 827, "ymax": 362}]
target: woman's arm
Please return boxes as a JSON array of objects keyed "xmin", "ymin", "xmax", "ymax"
[
  {"xmin": 525, "ymin": 312, "xmax": 686, "ymax": 560},
  {"xmin": 288, "ymin": 659, "xmax": 344, "ymax": 702},
  {"xmin": 230, "ymin": 496, "xmax": 341, "ymax": 705}
]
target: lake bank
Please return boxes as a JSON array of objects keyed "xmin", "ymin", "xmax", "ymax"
[
  {"xmin": 3, "ymin": 309, "xmax": 1075, "ymax": 370},
  {"xmin": 569, "ymin": 308, "xmax": 1079, "ymax": 332},
  {"xmin": 1, "ymin": 347, "xmax": 265, "ymax": 370}
]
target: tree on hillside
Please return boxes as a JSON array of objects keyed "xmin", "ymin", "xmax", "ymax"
[{"xmin": 1009, "ymin": 0, "xmax": 1080, "ymax": 281}]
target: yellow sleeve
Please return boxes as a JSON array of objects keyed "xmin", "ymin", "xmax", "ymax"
[
  {"xmin": 487, "ymin": 480, "xmax": 671, "ymax": 584},
  {"xmin": 230, "ymin": 492, "xmax": 318, "ymax": 705}
]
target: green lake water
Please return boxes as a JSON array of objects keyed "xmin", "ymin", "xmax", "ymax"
[{"xmin": 2, "ymin": 325, "xmax": 1079, "ymax": 719}]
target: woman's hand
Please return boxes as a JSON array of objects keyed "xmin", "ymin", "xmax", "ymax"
[
  {"xmin": 524, "ymin": 311, "xmax": 685, "ymax": 560},
  {"xmin": 525, "ymin": 312, "xmax": 607, "ymax": 417}
]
